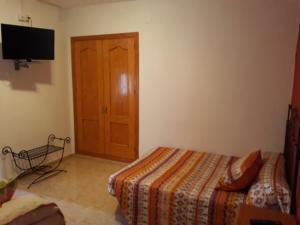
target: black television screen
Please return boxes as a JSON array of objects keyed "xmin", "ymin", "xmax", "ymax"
[{"xmin": 1, "ymin": 24, "xmax": 54, "ymax": 60}]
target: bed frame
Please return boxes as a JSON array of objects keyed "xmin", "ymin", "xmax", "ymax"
[{"xmin": 284, "ymin": 105, "xmax": 300, "ymax": 220}]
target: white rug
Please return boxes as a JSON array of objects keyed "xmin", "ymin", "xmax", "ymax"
[{"xmin": 15, "ymin": 190, "xmax": 128, "ymax": 225}]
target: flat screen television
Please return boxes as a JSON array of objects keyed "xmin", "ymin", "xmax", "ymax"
[{"xmin": 1, "ymin": 24, "xmax": 54, "ymax": 60}]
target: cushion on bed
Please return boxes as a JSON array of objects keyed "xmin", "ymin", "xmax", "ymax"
[
  {"xmin": 217, "ymin": 150, "xmax": 262, "ymax": 191},
  {"xmin": 245, "ymin": 152, "xmax": 291, "ymax": 213},
  {"xmin": 0, "ymin": 177, "xmax": 17, "ymax": 207}
]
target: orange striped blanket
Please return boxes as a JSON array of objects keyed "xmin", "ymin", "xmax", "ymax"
[{"xmin": 108, "ymin": 147, "xmax": 246, "ymax": 225}]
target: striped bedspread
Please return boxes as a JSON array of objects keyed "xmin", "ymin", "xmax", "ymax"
[{"xmin": 108, "ymin": 147, "xmax": 246, "ymax": 225}]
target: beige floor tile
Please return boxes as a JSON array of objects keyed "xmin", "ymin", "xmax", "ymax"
[{"xmin": 17, "ymin": 154, "xmax": 128, "ymax": 224}]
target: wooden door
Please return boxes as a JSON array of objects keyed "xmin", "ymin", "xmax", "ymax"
[
  {"xmin": 72, "ymin": 40, "xmax": 105, "ymax": 155},
  {"xmin": 103, "ymin": 37, "xmax": 138, "ymax": 161},
  {"xmin": 292, "ymin": 25, "xmax": 300, "ymax": 109},
  {"xmin": 72, "ymin": 33, "xmax": 139, "ymax": 162}
]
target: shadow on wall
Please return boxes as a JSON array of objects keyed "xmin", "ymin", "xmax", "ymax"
[{"xmin": 0, "ymin": 43, "xmax": 52, "ymax": 91}]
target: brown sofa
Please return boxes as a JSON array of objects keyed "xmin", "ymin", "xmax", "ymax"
[{"xmin": 6, "ymin": 203, "xmax": 65, "ymax": 225}]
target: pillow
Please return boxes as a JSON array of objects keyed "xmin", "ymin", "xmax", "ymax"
[
  {"xmin": 0, "ymin": 177, "xmax": 17, "ymax": 207},
  {"xmin": 217, "ymin": 150, "xmax": 262, "ymax": 191},
  {"xmin": 246, "ymin": 152, "xmax": 291, "ymax": 213}
]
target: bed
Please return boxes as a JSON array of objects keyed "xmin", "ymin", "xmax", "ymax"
[{"xmin": 109, "ymin": 105, "xmax": 300, "ymax": 225}]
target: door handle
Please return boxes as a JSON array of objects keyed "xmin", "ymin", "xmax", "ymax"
[{"xmin": 102, "ymin": 106, "xmax": 108, "ymax": 114}]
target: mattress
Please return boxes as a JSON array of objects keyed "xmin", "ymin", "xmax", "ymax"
[{"xmin": 109, "ymin": 147, "xmax": 246, "ymax": 225}]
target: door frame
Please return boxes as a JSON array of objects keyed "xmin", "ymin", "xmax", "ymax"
[{"xmin": 71, "ymin": 32, "xmax": 139, "ymax": 162}]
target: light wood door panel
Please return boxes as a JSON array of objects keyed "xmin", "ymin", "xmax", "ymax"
[
  {"xmin": 72, "ymin": 40, "xmax": 105, "ymax": 154},
  {"xmin": 103, "ymin": 38, "xmax": 137, "ymax": 160},
  {"xmin": 72, "ymin": 33, "xmax": 138, "ymax": 162}
]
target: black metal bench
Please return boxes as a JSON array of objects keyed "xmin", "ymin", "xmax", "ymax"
[{"xmin": 2, "ymin": 134, "xmax": 71, "ymax": 188}]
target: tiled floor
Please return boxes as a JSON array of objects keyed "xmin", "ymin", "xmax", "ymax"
[{"xmin": 18, "ymin": 154, "xmax": 128, "ymax": 223}]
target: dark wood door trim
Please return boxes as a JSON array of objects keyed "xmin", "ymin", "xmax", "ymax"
[
  {"xmin": 71, "ymin": 32, "xmax": 139, "ymax": 162},
  {"xmin": 71, "ymin": 32, "xmax": 139, "ymax": 42}
]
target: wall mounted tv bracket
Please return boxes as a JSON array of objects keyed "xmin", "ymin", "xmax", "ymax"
[
  {"xmin": 14, "ymin": 14, "xmax": 33, "ymax": 70},
  {"xmin": 14, "ymin": 59, "xmax": 31, "ymax": 70}
]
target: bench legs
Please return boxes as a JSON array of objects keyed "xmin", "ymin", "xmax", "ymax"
[{"xmin": 27, "ymin": 169, "xmax": 67, "ymax": 189}]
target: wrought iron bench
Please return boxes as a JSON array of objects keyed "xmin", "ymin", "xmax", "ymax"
[{"xmin": 2, "ymin": 134, "xmax": 71, "ymax": 188}]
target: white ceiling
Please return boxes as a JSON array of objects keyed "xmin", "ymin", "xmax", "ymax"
[{"xmin": 39, "ymin": 0, "xmax": 133, "ymax": 9}]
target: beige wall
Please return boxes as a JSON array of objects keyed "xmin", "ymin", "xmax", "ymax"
[
  {"xmin": 0, "ymin": 0, "xmax": 71, "ymax": 178},
  {"xmin": 0, "ymin": 0, "xmax": 299, "ymax": 178},
  {"xmin": 63, "ymin": 0, "xmax": 300, "ymax": 156}
]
